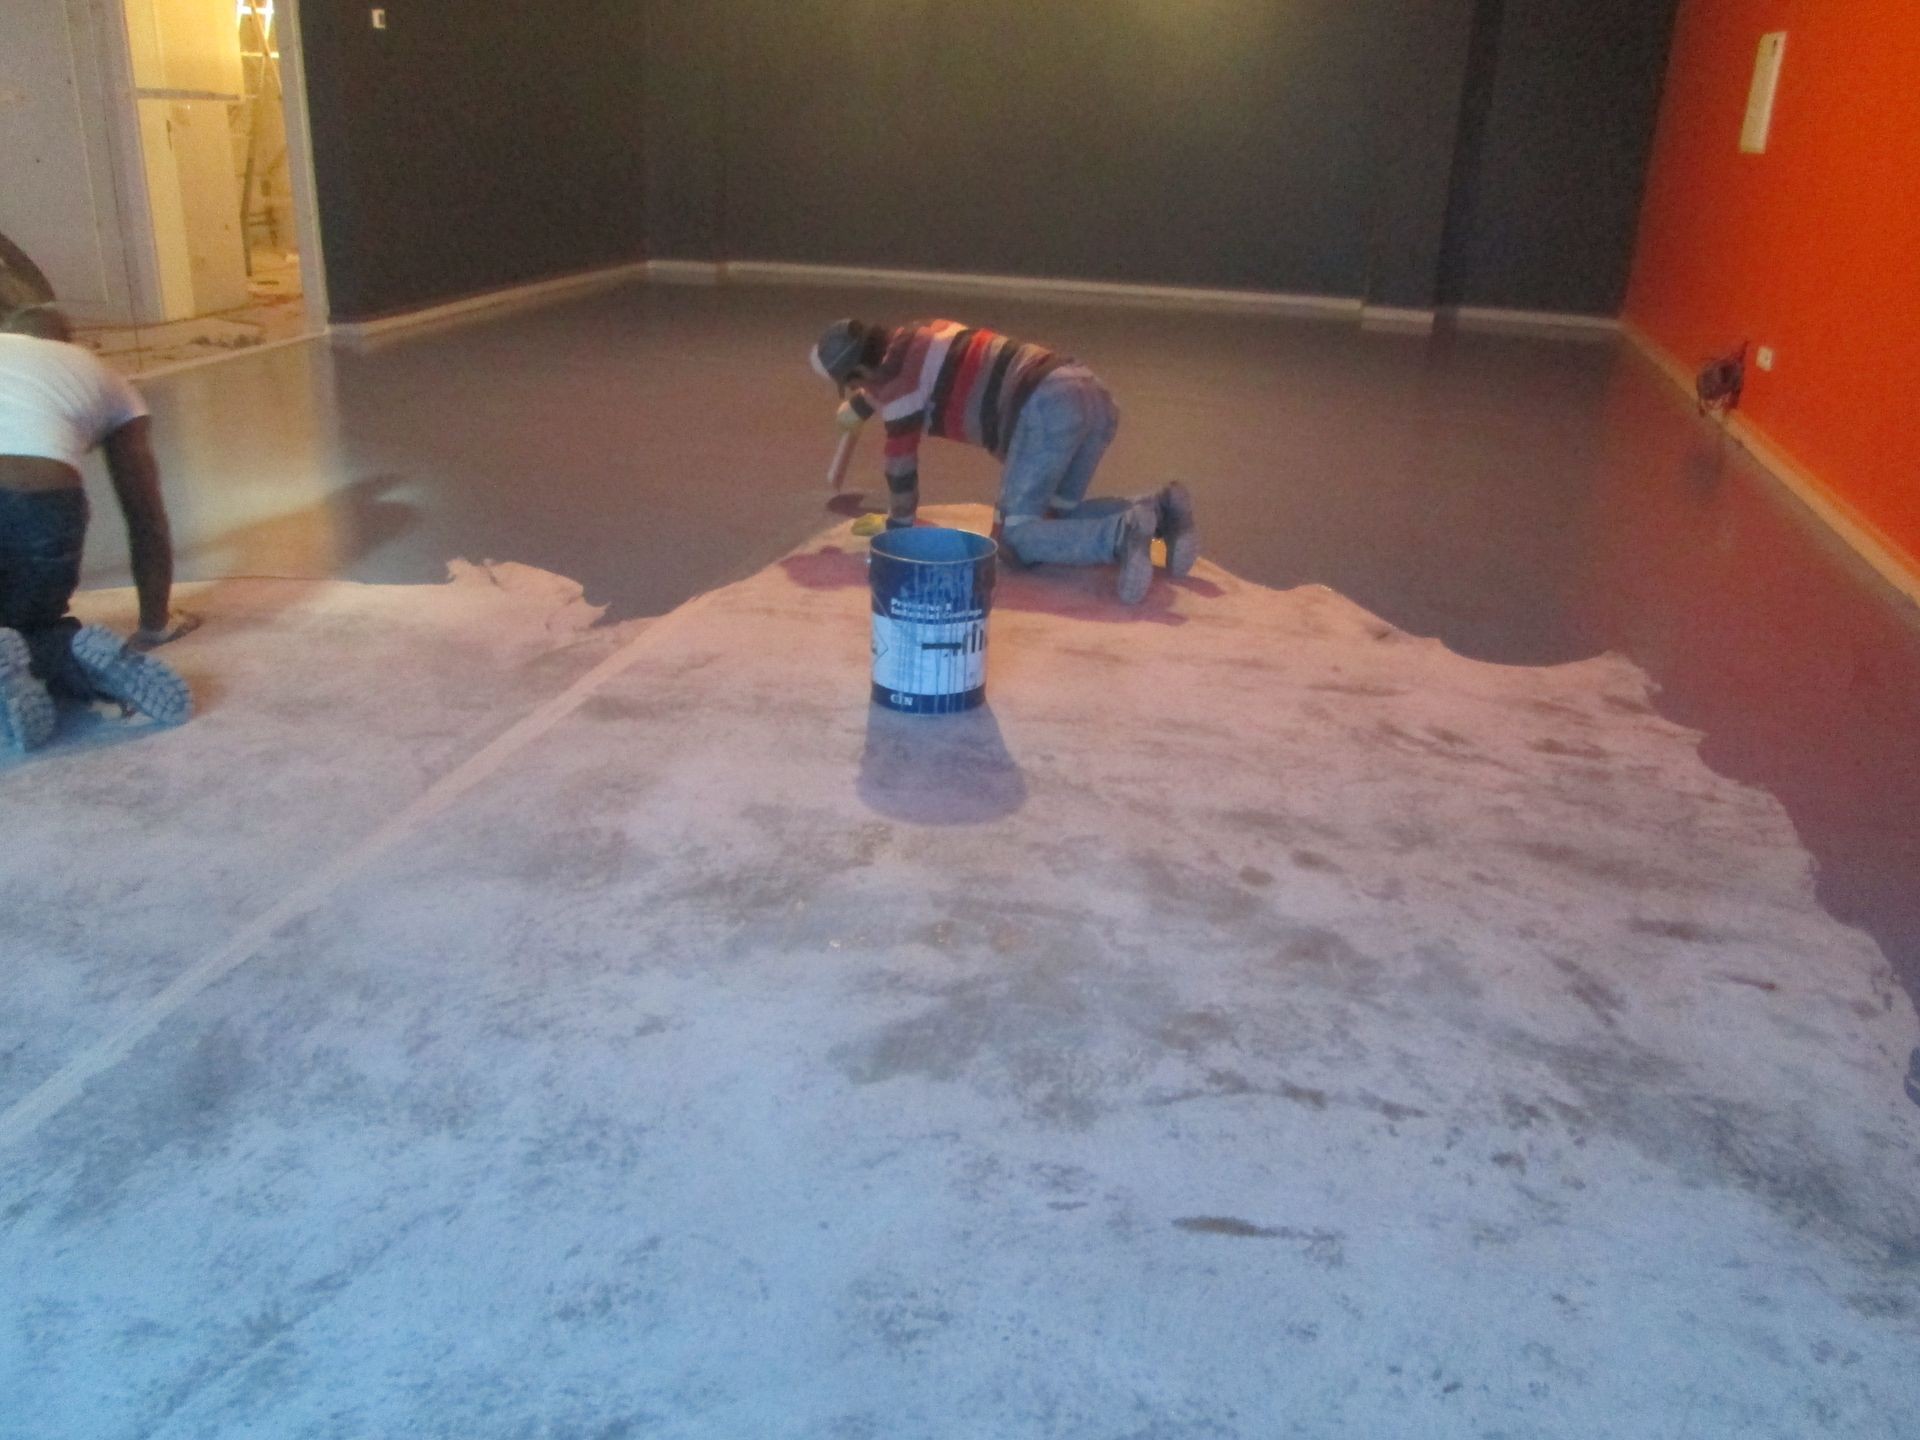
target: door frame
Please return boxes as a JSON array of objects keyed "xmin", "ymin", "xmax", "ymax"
[
  {"xmin": 93, "ymin": 0, "xmax": 329, "ymax": 331},
  {"xmin": 274, "ymin": 0, "xmax": 330, "ymax": 332}
]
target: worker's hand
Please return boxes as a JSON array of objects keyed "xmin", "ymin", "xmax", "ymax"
[
  {"xmin": 130, "ymin": 610, "xmax": 201, "ymax": 651},
  {"xmin": 835, "ymin": 401, "xmax": 867, "ymax": 434}
]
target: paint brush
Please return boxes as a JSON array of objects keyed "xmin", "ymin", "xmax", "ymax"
[{"xmin": 827, "ymin": 427, "xmax": 860, "ymax": 493}]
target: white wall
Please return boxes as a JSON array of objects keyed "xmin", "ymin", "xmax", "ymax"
[{"xmin": 0, "ymin": 0, "xmax": 141, "ymax": 323}]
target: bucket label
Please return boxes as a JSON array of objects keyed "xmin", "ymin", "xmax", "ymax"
[{"xmin": 872, "ymin": 614, "xmax": 986, "ymax": 697}]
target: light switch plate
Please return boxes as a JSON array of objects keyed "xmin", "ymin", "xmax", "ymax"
[
  {"xmin": 371, "ymin": 8, "xmax": 387, "ymax": 29},
  {"xmin": 1741, "ymin": 32, "xmax": 1786, "ymax": 153}
]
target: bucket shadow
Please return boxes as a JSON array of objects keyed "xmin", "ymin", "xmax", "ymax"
[
  {"xmin": 780, "ymin": 544, "xmax": 869, "ymax": 591},
  {"xmin": 857, "ymin": 702, "xmax": 1028, "ymax": 825}
]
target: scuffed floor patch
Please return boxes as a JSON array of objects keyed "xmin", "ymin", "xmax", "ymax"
[{"xmin": 2, "ymin": 507, "xmax": 1916, "ymax": 1439}]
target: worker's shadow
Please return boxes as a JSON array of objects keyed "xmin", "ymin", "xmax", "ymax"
[
  {"xmin": 857, "ymin": 702, "xmax": 1028, "ymax": 825},
  {"xmin": 2, "ymin": 702, "xmax": 178, "ymax": 766},
  {"xmin": 177, "ymin": 470, "xmax": 421, "ymax": 585}
]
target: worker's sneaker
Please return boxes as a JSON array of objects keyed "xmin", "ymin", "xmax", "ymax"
[
  {"xmin": 69, "ymin": 624, "xmax": 191, "ymax": 725},
  {"xmin": 1115, "ymin": 502, "xmax": 1156, "ymax": 606},
  {"xmin": 0, "ymin": 628, "xmax": 56, "ymax": 753},
  {"xmin": 1157, "ymin": 482, "xmax": 1199, "ymax": 577}
]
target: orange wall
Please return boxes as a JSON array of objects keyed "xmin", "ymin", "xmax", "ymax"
[{"xmin": 1626, "ymin": 0, "xmax": 1920, "ymax": 576}]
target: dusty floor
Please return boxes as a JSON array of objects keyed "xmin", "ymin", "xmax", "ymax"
[{"xmin": 3, "ymin": 513, "xmax": 1917, "ymax": 1437}]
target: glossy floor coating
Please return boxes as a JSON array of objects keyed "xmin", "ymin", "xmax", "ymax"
[{"xmin": 78, "ymin": 279, "xmax": 1920, "ymax": 1033}]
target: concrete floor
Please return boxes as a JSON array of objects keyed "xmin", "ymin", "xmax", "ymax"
[
  {"xmin": 8, "ymin": 517, "xmax": 1919, "ymax": 1437},
  {"xmin": 8, "ymin": 279, "xmax": 1918, "ymax": 1436},
  {"xmin": 78, "ymin": 278, "xmax": 1920, "ymax": 1018}
]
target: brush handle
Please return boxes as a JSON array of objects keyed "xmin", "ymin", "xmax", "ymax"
[{"xmin": 827, "ymin": 429, "xmax": 859, "ymax": 492}]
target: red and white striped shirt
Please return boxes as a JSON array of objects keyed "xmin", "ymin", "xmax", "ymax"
[{"xmin": 847, "ymin": 320, "xmax": 1066, "ymax": 487}]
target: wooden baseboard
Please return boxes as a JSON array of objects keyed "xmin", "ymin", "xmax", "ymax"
[
  {"xmin": 650, "ymin": 260, "xmax": 1637, "ymax": 344},
  {"xmin": 646, "ymin": 260, "xmax": 725, "ymax": 285},
  {"xmin": 1624, "ymin": 322, "xmax": 1920, "ymax": 609},
  {"xmin": 1447, "ymin": 305, "xmax": 1619, "ymax": 339},
  {"xmin": 719, "ymin": 259, "xmax": 1362, "ymax": 321},
  {"xmin": 1359, "ymin": 305, "xmax": 1437, "ymax": 333},
  {"xmin": 330, "ymin": 260, "xmax": 652, "ymax": 341}
]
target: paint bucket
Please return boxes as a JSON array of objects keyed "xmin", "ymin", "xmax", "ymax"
[{"xmin": 868, "ymin": 526, "xmax": 997, "ymax": 714}]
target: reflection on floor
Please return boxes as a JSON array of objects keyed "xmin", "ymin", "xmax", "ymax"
[{"xmin": 77, "ymin": 250, "xmax": 309, "ymax": 377}]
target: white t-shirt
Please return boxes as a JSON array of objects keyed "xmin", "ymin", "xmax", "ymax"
[{"xmin": 0, "ymin": 334, "xmax": 149, "ymax": 470}]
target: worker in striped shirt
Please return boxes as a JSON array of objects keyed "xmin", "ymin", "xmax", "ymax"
[{"xmin": 810, "ymin": 318, "xmax": 1197, "ymax": 605}]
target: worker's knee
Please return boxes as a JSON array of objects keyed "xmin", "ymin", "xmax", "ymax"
[{"xmin": 997, "ymin": 512, "xmax": 1042, "ymax": 564}]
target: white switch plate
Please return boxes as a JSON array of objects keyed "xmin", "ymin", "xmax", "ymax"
[
  {"xmin": 371, "ymin": 8, "xmax": 386, "ymax": 29},
  {"xmin": 1741, "ymin": 32, "xmax": 1786, "ymax": 153},
  {"xmin": 1756, "ymin": 346, "xmax": 1775, "ymax": 372}
]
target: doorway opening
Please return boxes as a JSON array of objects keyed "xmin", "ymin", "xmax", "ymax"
[{"xmin": 82, "ymin": 0, "xmax": 326, "ymax": 376}]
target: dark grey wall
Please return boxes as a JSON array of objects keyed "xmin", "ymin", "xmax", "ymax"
[
  {"xmin": 1441, "ymin": 0, "xmax": 1680, "ymax": 313},
  {"xmin": 301, "ymin": 1, "xmax": 649, "ymax": 321},
  {"xmin": 639, "ymin": 5, "xmax": 726, "ymax": 263},
  {"xmin": 303, "ymin": 0, "xmax": 1675, "ymax": 321},
  {"xmin": 644, "ymin": 1, "xmax": 1483, "ymax": 307}
]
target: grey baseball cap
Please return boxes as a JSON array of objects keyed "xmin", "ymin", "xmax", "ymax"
[{"xmin": 809, "ymin": 319, "xmax": 867, "ymax": 384}]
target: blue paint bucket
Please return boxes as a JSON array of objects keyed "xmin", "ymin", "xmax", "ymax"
[{"xmin": 868, "ymin": 526, "xmax": 997, "ymax": 714}]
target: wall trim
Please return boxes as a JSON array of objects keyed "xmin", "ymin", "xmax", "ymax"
[
  {"xmin": 329, "ymin": 259, "xmax": 652, "ymax": 340},
  {"xmin": 646, "ymin": 259, "xmax": 726, "ymax": 285},
  {"xmin": 1359, "ymin": 305, "xmax": 1438, "ymax": 333},
  {"xmin": 721, "ymin": 259, "xmax": 1363, "ymax": 321},
  {"xmin": 641, "ymin": 262, "xmax": 1631, "ymax": 341},
  {"xmin": 1624, "ymin": 323, "xmax": 1920, "ymax": 609},
  {"xmin": 1447, "ymin": 305, "xmax": 1620, "ymax": 337}
]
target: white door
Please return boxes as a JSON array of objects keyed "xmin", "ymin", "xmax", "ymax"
[
  {"xmin": 0, "ymin": 0, "xmax": 327, "ymax": 335},
  {"xmin": 124, "ymin": 0, "xmax": 250, "ymax": 320}
]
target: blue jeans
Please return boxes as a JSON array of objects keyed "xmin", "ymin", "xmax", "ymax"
[
  {"xmin": 0, "ymin": 487, "xmax": 93, "ymax": 700},
  {"xmin": 996, "ymin": 366, "xmax": 1145, "ymax": 566}
]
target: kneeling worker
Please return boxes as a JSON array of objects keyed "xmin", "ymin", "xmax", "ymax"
[
  {"xmin": 810, "ymin": 318, "xmax": 1197, "ymax": 604},
  {"xmin": 0, "ymin": 304, "xmax": 192, "ymax": 753}
]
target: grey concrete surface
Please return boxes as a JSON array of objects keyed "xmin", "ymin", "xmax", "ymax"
[
  {"xmin": 75, "ymin": 280, "xmax": 1920, "ymax": 1022},
  {"xmin": 5, "ymin": 521, "xmax": 1918, "ymax": 1438}
]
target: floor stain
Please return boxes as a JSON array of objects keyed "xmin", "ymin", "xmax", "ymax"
[
  {"xmin": 1631, "ymin": 917, "xmax": 1731, "ymax": 944},
  {"xmin": 1551, "ymin": 957, "xmax": 1628, "ymax": 1028},
  {"xmin": 1174, "ymin": 1218, "xmax": 1348, "ymax": 1267},
  {"xmin": 1517, "ymin": 841, "xmax": 1665, "ymax": 893},
  {"xmin": 1532, "ymin": 737, "xmax": 1612, "ymax": 760},
  {"xmin": 1279, "ymin": 1081, "xmax": 1331, "ymax": 1110}
]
